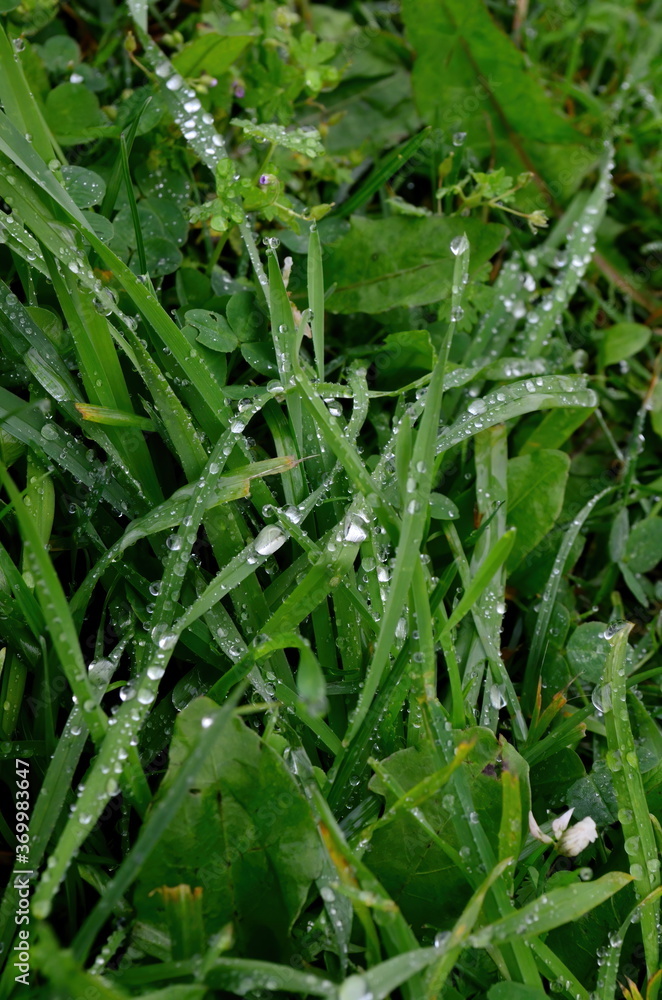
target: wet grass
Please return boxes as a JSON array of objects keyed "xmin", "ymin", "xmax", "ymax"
[{"xmin": 0, "ymin": 1, "xmax": 662, "ymax": 998}]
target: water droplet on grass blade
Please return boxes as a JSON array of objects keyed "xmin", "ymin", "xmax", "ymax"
[
  {"xmin": 343, "ymin": 514, "xmax": 368, "ymax": 544},
  {"xmin": 339, "ymin": 975, "xmax": 373, "ymax": 1000},
  {"xmin": 600, "ymin": 619, "xmax": 629, "ymax": 640},
  {"xmin": 591, "ymin": 683, "xmax": 611, "ymax": 714},
  {"xmin": 467, "ymin": 398, "xmax": 486, "ymax": 415},
  {"xmin": 254, "ymin": 525, "xmax": 287, "ymax": 556},
  {"xmin": 450, "ymin": 234, "xmax": 469, "ymax": 256},
  {"xmin": 489, "ymin": 685, "xmax": 506, "ymax": 710}
]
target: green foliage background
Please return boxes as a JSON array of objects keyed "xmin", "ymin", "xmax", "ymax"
[{"xmin": 0, "ymin": 0, "xmax": 661, "ymax": 998}]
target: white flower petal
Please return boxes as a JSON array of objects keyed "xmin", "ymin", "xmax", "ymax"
[
  {"xmin": 552, "ymin": 807, "xmax": 575, "ymax": 839},
  {"xmin": 528, "ymin": 810, "xmax": 553, "ymax": 844},
  {"xmin": 556, "ymin": 816, "xmax": 598, "ymax": 857}
]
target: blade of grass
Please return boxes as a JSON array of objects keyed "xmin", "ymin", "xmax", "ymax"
[
  {"xmin": 467, "ymin": 872, "xmax": 633, "ymax": 948},
  {"xmin": 344, "ymin": 234, "xmax": 469, "ymax": 745},
  {"xmin": 0, "ymin": 463, "xmax": 107, "ymax": 743},
  {"xmin": 335, "ymin": 128, "xmax": 433, "ymax": 218},
  {"xmin": 602, "ymin": 622, "xmax": 660, "ymax": 979},
  {"xmin": 523, "ymin": 485, "xmax": 615, "ymax": 710},
  {"xmin": 308, "ymin": 224, "xmax": 325, "ymax": 380},
  {"xmin": 119, "ymin": 133, "xmax": 147, "ymax": 275}
]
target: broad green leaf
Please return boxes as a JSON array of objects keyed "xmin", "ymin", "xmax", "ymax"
[
  {"xmin": 61, "ymin": 165, "xmax": 105, "ymax": 209},
  {"xmin": 134, "ymin": 698, "xmax": 323, "ymax": 954},
  {"xmin": 186, "ymin": 309, "xmax": 238, "ymax": 353},
  {"xmin": 623, "ymin": 516, "xmax": 662, "ymax": 574},
  {"xmin": 600, "ymin": 322, "xmax": 651, "ymax": 366},
  {"xmin": 373, "ymin": 330, "xmax": 436, "ymax": 389},
  {"xmin": 44, "ymin": 83, "xmax": 109, "ymax": 144},
  {"xmin": 566, "ymin": 621, "xmax": 633, "ymax": 685},
  {"xmin": 402, "ymin": 0, "xmax": 594, "ymax": 200},
  {"xmin": 36, "ymin": 35, "xmax": 80, "ymax": 71},
  {"xmin": 519, "ymin": 407, "xmax": 595, "ymax": 454},
  {"xmin": 506, "ymin": 449, "xmax": 570, "ymax": 571},
  {"xmin": 429, "ymin": 492, "xmax": 459, "ymax": 521},
  {"xmin": 135, "ymin": 236, "xmax": 182, "ymax": 277},
  {"xmin": 566, "ymin": 760, "xmax": 618, "ymax": 827},
  {"xmin": 324, "ymin": 216, "xmax": 505, "ymax": 314},
  {"xmin": 226, "ymin": 290, "xmax": 266, "ymax": 343},
  {"xmin": 72, "ymin": 692, "xmax": 244, "ymax": 960},
  {"xmin": 172, "ymin": 34, "xmax": 253, "ymax": 78},
  {"xmin": 367, "ymin": 729, "xmax": 521, "ymax": 934}
]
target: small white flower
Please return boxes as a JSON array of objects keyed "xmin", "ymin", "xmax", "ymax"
[
  {"xmin": 552, "ymin": 807, "xmax": 575, "ymax": 840},
  {"xmin": 528, "ymin": 811, "xmax": 553, "ymax": 844},
  {"xmin": 557, "ymin": 816, "xmax": 598, "ymax": 857},
  {"xmin": 528, "ymin": 808, "xmax": 598, "ymax": 857}
]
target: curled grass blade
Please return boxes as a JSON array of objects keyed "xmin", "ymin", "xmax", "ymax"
[
  {"xmin": 523, "ymin": 485, "xmax": 615, "ymax": 709},
  {"xmin": 437, "ymin": 375, "xmax": 597, "ymax": 453}
]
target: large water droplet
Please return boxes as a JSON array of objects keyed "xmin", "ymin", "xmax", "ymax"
[
  {"xmin": 343, "ymin": 514, "xmax": 368, "ymax": 544},
  {"xmin": 450, "ymin": 234, "xmax": 469, "ymax": 256},
  {"xmin": 591, "ymin": 683, "xmax": 611, "ymax": 714},
  {"xmin": 338, "ymin": 976, "xmax": 373, "ymax": 1000},
  {"xmin": 600, "ymin": 619, "xmax": 629, "ymax": 640},
  {"xmin": 254, "ymin": 525, "xmax": 287, "ymax": 556}
]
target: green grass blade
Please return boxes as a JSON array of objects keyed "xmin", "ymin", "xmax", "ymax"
[
  {"xmin": 308, "ymin": 225, "xmax": 325, "ymax": 380},
  {"xmin": 345, "ymin": 235, "xmax": 469, "ymax": 744},
  {"xmin": 0, "ymin": 463, "xmax": 107, "ymax": 743},
  {"xmin": 437, "ymin": 376, "xmax": 597, "ymax": 453},
  {"xmin": 602, "ymin": 622, "xmax": 661, "ymax": 978},
  {"xmin": 119, "ymin": 132, "xmax": 147, "ymax": 275},
  {"xmin": 336, "ymin": 128, "xmax": 433, "ymax": 218},
  {"xmin": 523, "ymin": 485, "xmax": 615, "ymax": 708},
  {"xmin": 0, "ymin": 25, "xmax": 59, "ymax": 165},
  {"xmin": 468, "ymin": 872, "xmax": 633, "ymax": 948}
]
